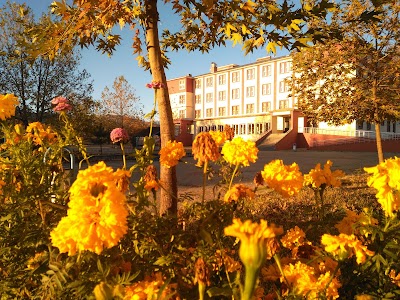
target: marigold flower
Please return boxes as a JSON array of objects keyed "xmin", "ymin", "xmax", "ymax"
[
  {"xmin": 355, "ymin": 295, "xmax": 375, "ymax": 300},
  {"xmin": 192, "ymin": 132, "xmax": 220, "ymax": 166},
  {"xmin": 365, "ymin": 157, "xmax": 400, "ymax": 217},
  {"xmin": 253, "ymin": 172, "xmax": 264, "ymax": 187},
  {"xmin": 224, "ymin": 184, "xmax": 255, "ymax": 203},
  {"xmin": 51, "ymin": 96, "xmax": 72, "ymax": 112},
  {"xmin": 209, "ymin": 130, "xmax": 227, "ymax": 147},
  {"xmin": 224, "ymin": 219, "xmax": 283, "ymax": 271},
  {"xmin": 50, "ymin": 162, "xmax": 128, "ymax": 256},
  {"xmin": 110, "ymin": 128, "xmax": 129, "ymax": 144},
  {"xmin": 144, "ymin": 165, "xmax": 159, "ymax": 191},
  {"xmin": 124, "ymin": 273, "xmax": 178, "ymax": 300},
  {"xmin": 224, "ymin": 125, "xmax": 235, "ymax": 140},
  {"xmin": 0, "ymin": 93, "xmax": 19, "ymax": 120},
  {"xmin": 221, "ymin": 137, "xmax": 258, "ymax": 167},
  {"xmin": 25, "ymin": 121, "xmax": 58, "ymax": 146},
  {"xmin": 159, "ymin": 140, "xmax": 186, "ymax": 168},
  {"xmin": 114, "ymin": 168, "xmax": 131, "ymax": 193},
  {"xmin": 280, "ymin": 226, "xmax": 306, "ymax": 250},
  {"xmin": 261, "ymin": 159, "xmax": 304, "ymax": 198},
  {"xmin": 321, "ymin": 233, "xmax": 374, "ymax": 264},
  {"xmin": 304, "ymin": 160, "xmax": 345, "ymax": 189},
  {"xmin": 281, "ymin": 262, "xmax": 340, "ymax": 299},
  {"xmin": 213, "ymin": 249, "xmax": 242, "ymax": 273}
]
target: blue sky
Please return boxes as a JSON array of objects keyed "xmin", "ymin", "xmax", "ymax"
[{"xmin": 6, "ymin": 1, "xmax": 289, "ymax": 115}]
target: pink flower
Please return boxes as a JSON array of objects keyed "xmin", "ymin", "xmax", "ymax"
[
  {"xmin": 146, "ymin": 81, "xmax": 164, "ymax": 89},
  {"xmin": 110, "ymin": 128, "xmax": 129, "ymax": 144},
  {"xmin": 51, "ymin": 96, "xmax": 72, "ymax": 112}
]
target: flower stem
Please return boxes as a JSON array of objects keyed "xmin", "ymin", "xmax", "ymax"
[
  {"xmin": 120, "ymin": 142, "xmax": 126, "ymax": 170},
  {"xmin": 198, "ymin": 282, "xmax": 206, "ymax": 300},
  {"xmin": 228, "ymin": 164, "xmax": 240, "ymax": 190},
  {"xmin": 242, "ymin": 266, "xmax": 258, "ymax": 300},
  {"xmin": 202, "ymin": 160, "xmax": 208, "ymax": 203}
]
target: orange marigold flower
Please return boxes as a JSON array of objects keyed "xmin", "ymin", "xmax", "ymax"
[
  {"xmin": 224, "ymin": 184, "xmax": 255, "ymax": 203},
  {"xmin": 261, "ymin": 159, "xmax": 304, "ymax": 198},
  {"xmin": 50, "ymin": 162, "xmax": 128, "ymax": 256},
  {"xmin": 365, "ymin": 157, "xmax": 400, "ymax": 217},
  {"xmin": 221, "ymin": 136, "xmax": 258, "ymax": 167},
  {"xmin": 321, "ymin": 233, "xmax": 374, "ymax": 264},
  {"xmin": 224, "ymin": 125, "xmax": 235, "ymax": 141},
  {"xmin": 25, "ymin": 121, "xmax": 57, "ymax": 146},
  {"xmin": 124, "ymin": 273, "xmax": 179, "ymax": 300},
  {"xmin": 144, "ymin": 165, "xmax": 159, "ymax": 191},
  {"xmin": 0, "ymin": 93, "xmax": 19, "ymax": 120},
  {"xmin": 114, "ymin": 168, "xmax": 131, "ymax": 193},
  {"xmin": 304, "ymin": 160, "xmax": 345, "ymax": 189},
  {"xmin": 280, "ymin": 226, "xmax": 306, "ymax": 250},
  {"xmin": 159, "ymin": 140, "xmax": 186, "ymax": 168},
  {"xmin": 192, "ymin": 132, "xmax": 220, "ymax": 166},
  {"xmin": 194, "ymin": 257, "xmax": 211, "ymax": 286}
]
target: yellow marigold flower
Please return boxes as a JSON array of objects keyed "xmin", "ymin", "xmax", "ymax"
[
  {"xmin": 261, "ymin": 159, "xmax": 304, "ymax": 198},
  {"xmin": 221, "ymin": 136, "xmax": 258, "ymax": 167},
  {"xmin": 315, "ymin": 271, "xmax": 341, "ymax": 299},
  {"xmin": 209, "ymin": 130, "xmax": 227, "ymax": 147},
  {"xmin": 0, "ymin": 94, "xmax": 18, "ymax": 120},
  {"xmin": 282, "ymin": 262, "xmax": 316, "ymax": 297},
  {"xmin": 159, "ymin": 140, "xmax": 186, "ymax": 168},
  {"xmin": 280, "ymin": 226, "xmax": 306, "ymax": 250},
  {"xmin": 192, "ymin": 132, "xmax": 220, "ymax": 166},
  {"xmin": 335, "ymin": 209, "xmax": 360, "ymax": 235},
  {"xmin": 224, "ymin": 219, "xmax": 283, "ymax": 271},
  {"xmin": 213, "ymin": 249, "xmax": 242, "ymax": 273},
  {"xmin": 365, "ymin": 157, "xmax": 400, "ymax": 217},
  {"xmin": 51, "ymin": 162, "xmax": 128, "ymax": 256},
  {"xmin": 223, "ymin": 184, "xmax": 255, "ymax": 203},
  {"xmin": 321, "ymin": 233, "xmax": 374, "ymax": 264},
  {"xmin": 304, "ymin": 160, "xmax": 345, "ymax": 189}
]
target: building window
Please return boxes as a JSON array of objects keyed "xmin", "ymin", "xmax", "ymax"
[
  {"xmin": 206, "ymin": 93, "xmax": 213, "ymax": 103},
  {"xmin": 195, "ymin": 94, "xmax": 201, "ymax": 104},
  {"xmin": 262, "ymin": 83, "xmax": 271, "ymax": 95},
  {"xmin": 279, "ymin": 100, "xmax": 289, "ymax": 109},
  {"xmin": 248, "ymin": 124, "xmax": 255, "ymax": 134},
  {"xmin": 240, "ymin": 124, "xmax": 246, "ymax": 134},
  {"xmin": 206, "ymin": 77, "xmax": 213, "ymax": 87},
  {"xmin": 246, "ymin": 103, "xmax": 254, "ymax": 114},
  {"xmin": 206, "ymin": 108, "xmax": 213, "ymax": 117},
  {"xmin": 232, "ymin": 71, "xmax": 240, "ymax": 83},
  {"xmin": 279, "ymin": 81, "xmax": 290, "ymax": 93},
  {"xmin": 178, "ymin": 110, "xmax": 185, "ymax": 118},
  {"xmin": 179, "ymin": 95, "xmax": 185, "ymax": 104},
  {"xmin": 179, "ymin": 79, "xmax": 185, "ymax": 90},
  {"xmin": 256, "ymin": 123, "xmax": 263, "ymax": 134},
  {"xmin": 262, "ymin": 102, "xmax": 271, "ymax": 112},
  {"xmin": 195, "ymin": 109, "xmax": 201, "ymax": 118},
  {"xmin": 218, "ymin": 107, "xmax": 226, "ymax": 116},
  {"xmin": 231, "ymin": 88, "xmax": 240, "ymax": 99},
  {"xmin": 262, "ymin": 65, "xmax": 271, "ymax": 77},
  {"xmin": 231, "ymin": 105, "xmax": 239, "ymax": 115},
  {"xmin": 279, "ymin": 61, "xmax": 292, "ymax": 74},
  {"xmin": 367, "ymin": 122, "xmax": 372, "ymax": 130},
  {"xmin": 246, "ymin": 68, "xmax": 255, "ymax": 80},
  {"xmin": 246, "ymin": 86, "xmax": 255, "ymax": 97},
  {"xmin": 195, "ymin": 79, "xmax": 201, "ymax": 89},
  {"xmin": 233, "ymin": 124, "xmax": 239, "ymax": 134},
  {"xmin": 218, "ymin": 90, "xmax": 226, "ymax": 101},
  {"xmin": 218, "ymin": 74, "xmax": 226, "ymax": 85}
]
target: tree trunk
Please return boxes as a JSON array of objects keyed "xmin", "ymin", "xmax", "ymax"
[
  {"xmin": 145, "ymin": 0, "xmax": 178, "ymax": 216},
  {"xmin": 373, "ymin": 82, "xmax": 384, "ymax": 163}
]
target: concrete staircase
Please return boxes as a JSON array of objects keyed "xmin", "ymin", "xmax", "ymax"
[{"xmin": 257, "ymin": 133, "xmax": 286, "ymax": 150}]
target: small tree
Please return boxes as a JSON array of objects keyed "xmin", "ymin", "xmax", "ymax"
[
  {"xmin": 100, "ymin": 75, "xmax": 142, "ymax": 128},
  {"xmin": 291, "ymin": 0, "xmax": 400, "ymax": 163}
]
